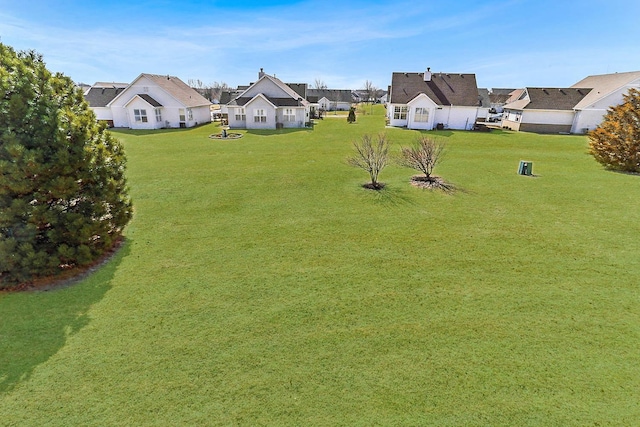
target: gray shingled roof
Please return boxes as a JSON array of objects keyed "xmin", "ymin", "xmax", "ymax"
[
  {"xmin": 231, "ymin": 96, "xmax": 305, "ymax": 107},
  {"xmin": 137, "ymin": 94, "xmax": 163, "ymax": 107},
  {"xmin": 505, "ymin": 88, "xmax": 592, "ymax": 111},
  {"xmin": 84, "ymin": 86, "xmax": 126, "ymax": 107},
  {"xmin": 228, "ymin": 74, "xmax": 309, "ymax": 107},
  {"xmin": 390, "ymin": 72, "xmax": 480, "ymax": 106},
  {"xmin": 307, "ymin": 89, "xmax": 353, "ymax": 103}
]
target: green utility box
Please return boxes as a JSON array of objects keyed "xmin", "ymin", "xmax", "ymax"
[{"xmin": 518, "ymin": 160, "xmax": 533, "ymax": 176}]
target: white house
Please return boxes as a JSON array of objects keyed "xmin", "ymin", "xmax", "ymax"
[
  {"xmin": 227, "ymin": 69, "xmax": 310, "ymax": 130},
  {"xmin": 105, "ymin": 74, "xmax": 212, "ymax": 129},
  {"xmin": 387, "ymin": 69, "xmax": 481, "ymax": 130},
  {"xmin": 502, "ymin": 88, "xmax": 592, "ymax": 133},
  {"xmin": 570, "ymin": 71, "xmax": 640, "ymax": 133},
  {"xmin": 307, "ymin": 89, "xmax": 353, "ymax": 111},
  {"xmin": 84, "ymin": 82, "xmax": 128, "ymax": 127}
]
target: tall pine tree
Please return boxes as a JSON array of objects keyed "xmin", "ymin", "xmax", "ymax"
[
  {"xmin": 589, "ymin": 88, "xmax": 640, "ymax": 173},
  {"xmin": 0, "ymin": 43, "xmax": 132, "ymax": 286}
]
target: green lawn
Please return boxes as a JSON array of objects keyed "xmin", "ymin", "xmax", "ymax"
[{"xmin": 2, "ymin": 106, "xmax": 640, "ymax": 425}]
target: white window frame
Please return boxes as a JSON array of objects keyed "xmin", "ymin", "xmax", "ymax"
[
  {"xmin": 155, "ymin": 108, "xmax": 162, "ymax": 122},
  {"xmin": 393, "ymin": 105, "xmax": 407, "ymax": 120},
  {"xmin": 187, "ymin": 108, "xmax": 193, "ymax": 121},
  {"xmin": 414, "ymin": 107, "xmax": 429, "ymax": 122},
  {"xmin": 179, "ymin": 108, "xmax": 186, "ymax": 122},
  {"xmin": 235, "ymin": 108, "xmax": 246, "ymax": 121},
  {"xmin": 283, "ymin": 108, "xmax": 295, "ymax": 122},
  {"xmin": 134, "ymin": 109, "xmax": 148, "ymax": 123},
  {"xmin": 254, "ymin": 109, "xmax": 266, "ymax": 123}
]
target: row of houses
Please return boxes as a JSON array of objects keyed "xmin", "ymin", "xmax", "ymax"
[
  {"xmin": 386, "ymin": 67, "xmax": 640, "ymax": 133},
  {"xmin": 84, "ymin": 67, "xmax": 640, "ymax": 134},
  {"xmin": 84, "ymin": 69, "xmax": 382, "ymax": 130}
]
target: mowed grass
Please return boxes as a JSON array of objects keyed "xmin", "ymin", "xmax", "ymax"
[{"xmin": 2, "ymin": 106, "xmax": 640, "ymax": 425}]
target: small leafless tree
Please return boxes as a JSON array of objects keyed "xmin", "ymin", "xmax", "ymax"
[
  {"xmin": 398, "ymin": 136, "xmax": 453, "ymax": 191},
  {"xmin": 211, "ymin": 81, "xmax": 230, "ymax": 102},
  {"xmin": 363, "ymin": 80, "xmax": 377, "ymax": 103},
  {"xmin": 314, "ymin": 78, "xmax": 328, "ymax": 90},
  {"xmin": 397, "ymin": 136, "xmax": 445, "ymax": 181},
  {"xmin": 347, "ymin": 133, "xmax": 390, "ymax": 190}
]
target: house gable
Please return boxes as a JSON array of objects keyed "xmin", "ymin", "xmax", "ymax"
[{"xmin": 571, "ymin": 71, "xmax": 640, "ymax": 110}]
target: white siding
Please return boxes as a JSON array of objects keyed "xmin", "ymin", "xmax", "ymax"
[
  {"xmin": 109, "ymin": 75, "xmax": 211, "ymax": 129},
  {"xmin": 245, "ymin": 97, "xmax": 276, "ymax": 130},
  {"xmin": 522, "ymin": 110, "xmax": 574, "ymax": 126},
  {"xmin": 276, "ymin": 107, "xmax": 307, "ymax": 128}
]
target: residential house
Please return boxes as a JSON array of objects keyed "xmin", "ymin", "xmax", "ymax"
[
  {"xmin": 307, "ymin": 89, "xmax": 353, "ymax": 112},
  {"xmin": 84, "ymin": 82, "xmax": 128, "ymax": 127},
  {"xmin": 105, "ymin": 73, "xmax": 212, "ymax": 129},
  {"xmin": 387, "ymin": 68, "xmax": 481, "ymax": 130},
  {"xmin": 501, "ymin": 88, "xmax": 592, "ymax": 133},
  {"xmin": 569, "ymin": 71, "xmax": 640, "ymax": 133},
  {"xmin": 227, "ymin": 69, "xmax": 310, "ymax": 129}
]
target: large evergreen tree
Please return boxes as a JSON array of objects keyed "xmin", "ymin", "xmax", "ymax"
[
  {"xmin": 589, "ymin": 88, "xmax": 640, "ymax": 173},
  {"xmin": 0, "ymin": 43, "xmax": 132, "ymax": 286}
]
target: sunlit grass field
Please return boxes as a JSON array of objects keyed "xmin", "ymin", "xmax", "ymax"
[{"xmin": 2, "ymin": 106, "xmax": 640, "ymax": 425}]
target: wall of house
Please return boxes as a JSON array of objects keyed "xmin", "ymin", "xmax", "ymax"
[
  {"xmin": 388, "ymin": 104, "xmax": 409, "ymax": 127},
  {"xmin": 406, "ymin": 107, "xmax": 434, "ymax": 130},
  {"xmin": 190, "ymin": 106, "xmax": 211, "ymax": 127},
  {"xmin": 124, "ymin": 97, "xmax": 160, "ymax": 130},
  {"xmin": 275, "ymin": 107, "xmax": 307, "ymax": 128},
  {"xmin": 502, "ymin": 117, "xmax": 521, "ymax": 131},
  {"xmin": 445, "ymin": 106, "xmax": 478, "ymax": 130},
  {"xmin": 430, "ymin": 106, "xmax": 477, "ymax": 130},
  {"xmin": 571, "ymin": 88, "xmax": 637, "ymax": 133},
  {"xmin": 109, "ymin": 75, "xmax": 211, "ymax": 129},
  {"xmin": 504, "ymin": 109, "xmax": 575, "ymax": 133},
  {"xmin": 243, "ymin": 78, "xmax": 291, "ymax": 99},
  {"xmin": 91, "ymin": 107, "xmax": 114, "ymax": 123},
  {"xmin": 245, "ymin": 97, "xmax": 276, "ymax": 130},
  {"xmin": 406, "ymin": 97, "xmax": 436, "ymax": 130},
  {"xmin": 571, "ymin": 109, "xmax": 605, "ymax": 133},
  {"xmin": 228, "ymin": 106, "xmax": 246, "ymax": 129}
]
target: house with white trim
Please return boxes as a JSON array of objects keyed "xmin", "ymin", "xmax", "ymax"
[
  {"xmin": 387, "ymin": 68, "xmax": 481, "ymax": 130},
  {"xmin": 104, "ymin": 74, "xmax": 211, "ymax": 129},
  {"xmin": 501, "ymin": 88, "xmax": 592, "ymax": 133},
  {"xmin": 307, "ymin": 89, "xmax": 353, "ymax": 111},
  {"xmin": 569, "ymin": 71, "xmax": 640, "ymax": 133},
  {"xmin": 227, "ymin": 69, "xmax": 310, "ymax": 130},
  {"xmin": 84, "ymin": 82, "xmax": 128, "ymax": 127}
]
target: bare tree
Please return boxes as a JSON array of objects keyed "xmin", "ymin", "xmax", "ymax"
[
  {"xmin": 363, "ymin": 80, "xmax": 377, "ymax": 103},
  {"xmin": 397, "ymin": 136, "xmax": 445, "ymax": 181},
  {"xmin": 347, "ymin": 133, "xmax": 390, "ymax": 190},
  {"xmin": 211, "ymin": 81, "xmax": 230, "ymax": 102},
  {"xmin": 188, "ymin": 78, "xmax": 214, "ymax": 101},
  {"xmin": 397, "ymin": 136, "xmax": 453, "ymax": 191},
  {"xmin": 314, "ymin": 78, "xmax": 328, "ymax": 90}
]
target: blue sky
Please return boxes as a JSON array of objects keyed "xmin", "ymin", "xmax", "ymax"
[{"xmin": 1, "ymin": 0, "xmax": 639, "ymax": 90}]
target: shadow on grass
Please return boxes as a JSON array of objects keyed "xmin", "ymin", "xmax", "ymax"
[
  {"xmin": 361, "ymin": 184, "xmax": 417, "ymax": 207},
  {"xmin": 109, "ymin": 122, "xmax": 216, "ymax": 137},
  {"xmin": 245, "ymin": 127, "xmax": 315, "ymax": 137},
  {"xmin": 0, "ymin": 240, "xmax": 131, "ymax": 393}
]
